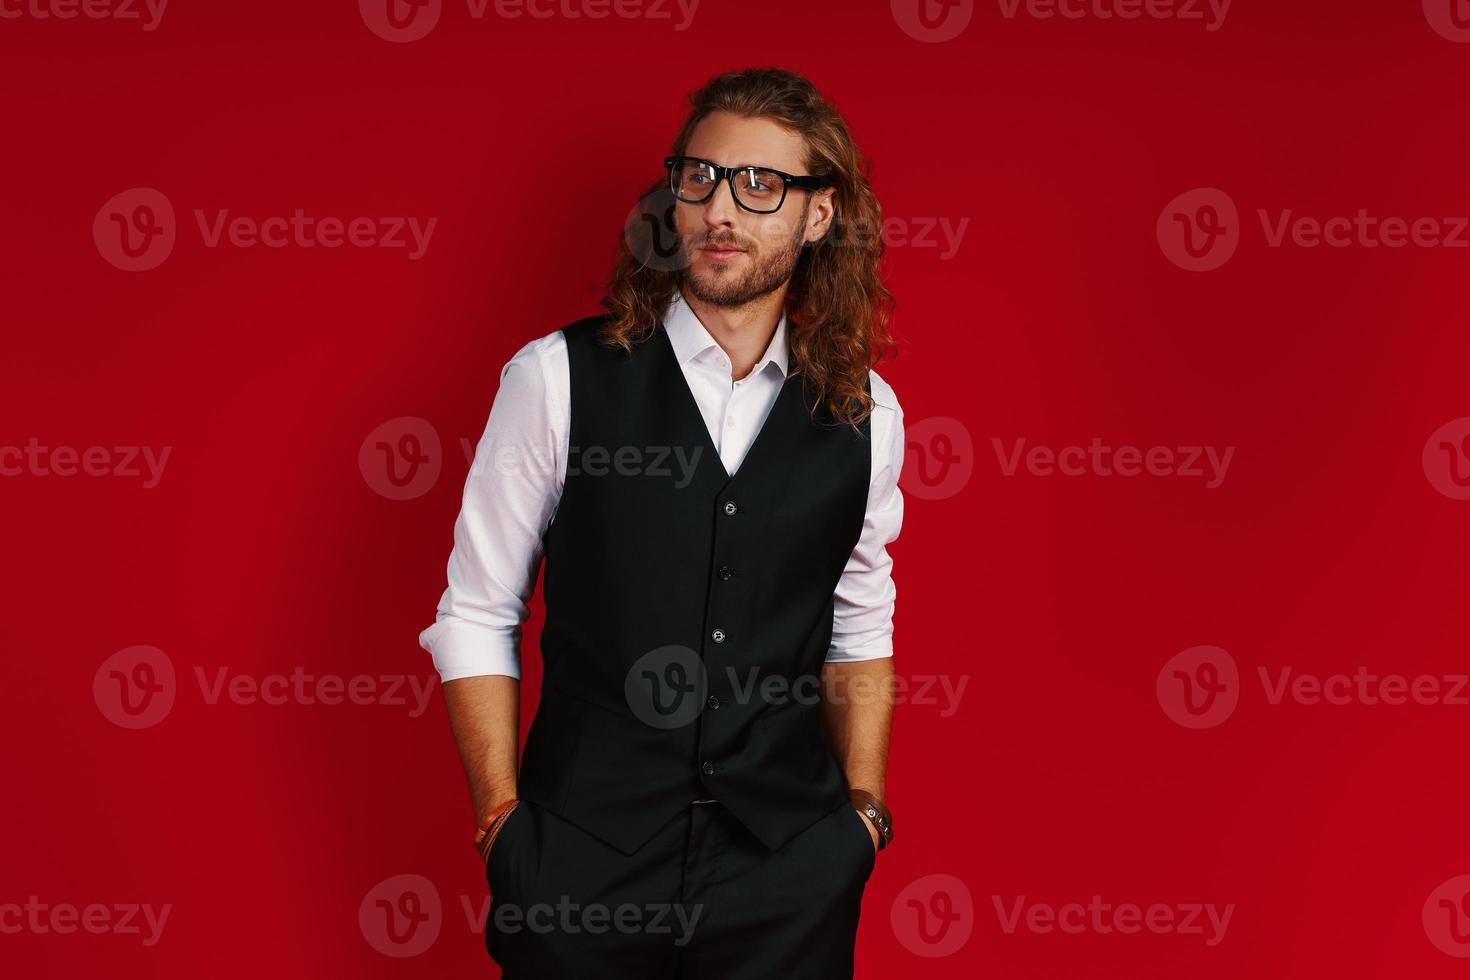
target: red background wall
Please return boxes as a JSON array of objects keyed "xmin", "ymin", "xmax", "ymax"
[{"xmin": 4, "ymin": 0, "xmax": 1470, "ymax": 976}]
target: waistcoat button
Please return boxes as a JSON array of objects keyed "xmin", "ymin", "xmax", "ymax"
[
  {"xmin": 711, "ymin": 628, "xmax": 726, "ymax": 643},
  {"xmin": 723, "ymin": 500, "xmax": 738, "ymax": 515},
  {"xmin": 701, "ymin": 761, "xmax": 716, "ymax": 776},
  {"xmin": 706, "ymin": 695, "xmax": 721, "ymax": 709},
  {"xmin": 717, "ymin": 565, "xmax": 732, "ymax": 580}
]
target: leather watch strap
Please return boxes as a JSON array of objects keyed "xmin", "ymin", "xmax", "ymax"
[{"xmin": 848, "ymin": 789, "xmax": 893, "ymax": 851}]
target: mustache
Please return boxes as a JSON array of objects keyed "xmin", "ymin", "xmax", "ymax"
[{"xmin": 695, "ymin": 237, "xmax": 749, "ymax": 250}]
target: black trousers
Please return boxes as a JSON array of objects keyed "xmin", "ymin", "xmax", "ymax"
[{"xmin": 485, "ymin": 798, "xmax": 875, "ymax": 978}]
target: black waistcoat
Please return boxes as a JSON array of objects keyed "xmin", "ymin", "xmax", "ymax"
[{"xmin": 516, "ymin": 312, "xmax": 872, "ymax": 855}]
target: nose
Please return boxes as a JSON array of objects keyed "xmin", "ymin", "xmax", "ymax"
[{"xmin": 700, "ymin": 176, "xmax": 740, "ymax": 230}]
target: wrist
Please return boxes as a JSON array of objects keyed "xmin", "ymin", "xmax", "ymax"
[{"xmin": 477, "ymin": 789, "xmax": 518, "ymax": 826}]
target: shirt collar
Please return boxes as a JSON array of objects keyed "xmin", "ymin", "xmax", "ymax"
[{"xmin": 663, "ymin": 290, "xmax": 790, "ymax": 378}]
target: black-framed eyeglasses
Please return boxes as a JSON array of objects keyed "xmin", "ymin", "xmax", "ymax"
[{"xmin": 664, "ymin": 156, "xmax": 833, "ymax": 215}]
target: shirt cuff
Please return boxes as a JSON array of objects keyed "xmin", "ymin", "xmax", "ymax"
[
  {"xmin": 419, "ymin": 619, "xmax": 522, "ymax": 682},
  {"xmin": 824, "ymin": 635, "xmax": 894, "ymax": 664}
]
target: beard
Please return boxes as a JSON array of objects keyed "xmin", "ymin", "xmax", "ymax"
[{"xmin": 680, "ymin": 202, "xmax": 809, "ymax": 308}]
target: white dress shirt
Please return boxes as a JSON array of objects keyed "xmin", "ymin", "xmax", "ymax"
[{"xmin": 420, "ymin": 290, "xmax": 905, "ymax": 682}]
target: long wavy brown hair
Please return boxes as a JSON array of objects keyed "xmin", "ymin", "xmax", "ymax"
[{"xmin": 599, "ymin": 67, "xmax": 897, "ymax": 432}]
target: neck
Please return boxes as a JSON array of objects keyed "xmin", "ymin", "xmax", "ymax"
[{"xmin": 678, "ymin": 283, "xmax": 788, "ymax": 382}]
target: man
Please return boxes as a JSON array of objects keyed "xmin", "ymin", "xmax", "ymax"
[{"xmin": 420, "ymin": 67, "xmax": 903, "ymax": 979}]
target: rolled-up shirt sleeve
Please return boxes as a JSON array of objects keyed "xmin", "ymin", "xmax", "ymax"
[
  {"xmin": 826, "ymin": 372, "xmax": 905, "ymax": 663},
  {"xmin": 418, "ymin": 334, "xmax": 567, "ymax": 682}
]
